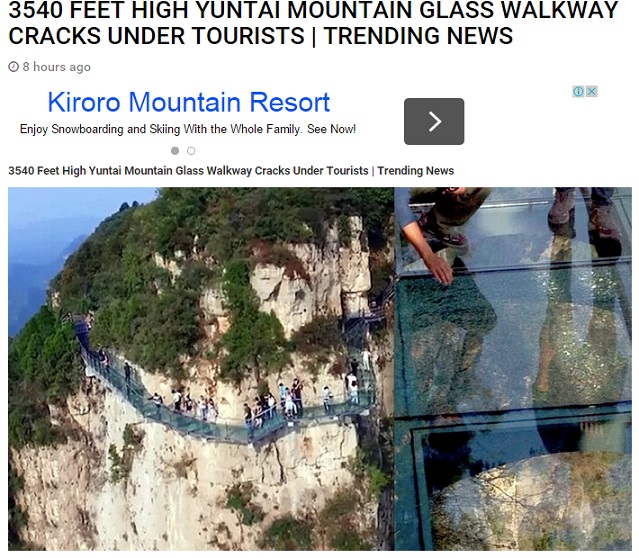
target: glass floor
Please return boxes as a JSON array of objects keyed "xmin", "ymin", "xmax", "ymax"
[{"xmin": 394, "ymin": 188, "xmax": 632, "ymax": 550}]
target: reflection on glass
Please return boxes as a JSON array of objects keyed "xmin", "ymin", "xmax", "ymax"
[
  {"xmin": 396, "ymin": 190, "xmax": 631, "ymax": 277},
  {"xmin": 394, "ymin": 188, "xmax": 632, "ymax": 551},
  {"xmin": 425, "ymin": 410, "xmax": 631, "ymax": 550}
]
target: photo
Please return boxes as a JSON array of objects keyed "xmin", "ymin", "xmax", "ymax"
[
  {"xmin": 8, "ymin": 187, "xmax": 394, "ymax": 551},
  {"xmin": 394, "ymin": 187, "xmax": 631, "ymax": 550}
]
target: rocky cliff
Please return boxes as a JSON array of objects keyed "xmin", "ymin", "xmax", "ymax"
[
  {"xmin": 9, "ymin": 188, "xmax": 395, "ymax": 550},
  {"xmin": 12, "ymin": 381, "xmax": 368, "ymax": 550}
]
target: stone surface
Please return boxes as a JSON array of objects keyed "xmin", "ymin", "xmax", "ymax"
[
  {"xmin": 430, "ymin": 452, "xmax": 631, "ymax": 551},
  {"xmin": 12, "ymin": 385, "xmax": 360, "ymax": 551}
]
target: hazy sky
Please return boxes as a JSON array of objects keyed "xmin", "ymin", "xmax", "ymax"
[{"xmin": 8, "ymin": 188, "xmax": 159, "ymax": 227}]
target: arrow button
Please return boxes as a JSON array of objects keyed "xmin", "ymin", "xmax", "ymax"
[
  {"xmin": 404, "ymin": 98, "xmax": 464, "ymax": 145},
  {"xmin": 428, "ymin": 111, "xmax": 442, "ymax": 132}
]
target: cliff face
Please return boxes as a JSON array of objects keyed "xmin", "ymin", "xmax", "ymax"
[
  {"xmin": 12, "ymin": 210, "xmax": 393, "ymax": 550},
  {"xmin": 141, "ymin": 216, "xmax": 373, "ymax": 421},
  {"xmin": 203, "ymin": 217, "xmax": 371, "ymax": 335},
  {"xmin": 12, "ymin": 383, "xmax": 361, "ymax": 550}
]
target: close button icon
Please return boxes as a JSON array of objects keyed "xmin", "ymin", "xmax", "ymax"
[{"xmin": 404, "ymin": 98, "xmax": 465, "ymax": 145}]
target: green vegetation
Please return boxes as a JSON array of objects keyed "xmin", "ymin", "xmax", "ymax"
[
  {"xmin": 9, "ymin": 466, "xmax": 29, "ymax": 550},
  {"xmin": 8, "ymin": 306, "xmax": 82, "ymax": 549},
  {"xmin": 224, "ymin": 482, "xmax": 265, "ymax": 526},
  {"xmin": 259, "ymin": 515, "xmax": 314, "ymax": 550},
  {"xmin": 8, "ymin": 188, "xmax": 394, "ymax": 548},
  {"xmin": 291, "ymin": 315, "xmax": 344, "ymax": 356},
  {"xmin": 122, "ymin": 423, "xmax": 144, "ymax": 450},
  {"xmin": 48, "ymin": 189, "xmax": 392, "ymax": 381},
  {"xmin": 218, "ymin": 260, "xmax": 290, "ymax": 385},
  {"xmin": 259, "ymin": 487, "xmax": 373, "ymax": 551},
  {"xmin": 108, "ymin": 444, "xmax": 127, "ymax": 483},
  {"xmin": 348, "ymin": 446, "xmax": 391, "ymax": 500},
  {"xmin": 8, "ymin": 306, "xmax": 81, "ymax": 448},
  {"xmin": 318, "ymin": 488, "xmax": 373, "ymax": 550},
  {"xmin": 290, "ymin": 315, "xmax": 347, "ymax": 379},
  {"xmin": 108, "ymin": 424, "xmax": 145, "ymax": 483}
]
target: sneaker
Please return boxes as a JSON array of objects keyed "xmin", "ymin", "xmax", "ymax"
[
  {"xmin": 548, "ymin": 189, "xmax": 576, "ymax": 225},
  {"xmin": 589, "ymin": 205, "xmax": 620, "ymax": 241}
]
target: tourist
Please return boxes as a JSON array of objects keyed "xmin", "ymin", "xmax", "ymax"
[
  {"xmin": 395, "ymin": 187, "xmax": 492, "ymax": 285},
  {"xmin": 253, "ymin": 398, "xmax": 264, "ymax": 429},
  {"xmin": 284, "ymin": 388, "xmax": 297, "ymax": 419},
  {"xmin": 184, "ymin": 393, "xmax": 194, "ymax": 416},
  {"xmin": 243, "ymin": 403, "xmax": 254, "ymax": 441},
  {"xmin": 172, "ymin": 389, "xmax": 182, "ymax": 413},
  {"xmin": 548, "ymin": 188, "xmax": 621, "ymax": 258},
  {"xmin": 149, "ymin": 392, "xmax": 163, "ymax": 419},
  {"xmin": 259, "ymin": 394, "xmax": 269, "ymax": 420},
  {"xmin": 124, "ymin": 362, "xmax": 132, "ymax": 383},
  {"xmin": 350, "ymin": 358, "xmax": 359, "ymax": 376},
  {"xmin": 548, "ymin": 188, "xmax": 618, "ymax": 237},
  {"xmin": 362, "ymin": 348, "xmax": 372, "ymax": 373},
  {"xmin": 278, "ymin": 382, "xmax": 287, "ymax": 411},
  {"xmin": 349, "ymin": 377, "xmax": 359, "ymax": 405},
  {"xmin": 199, "ymin": 396, "xmax": 208, "ymax": 421},
  {"xmin": 267, "ymin": 392, "xmax": 277, "ymax": 419},
  {"xmin": 291, "ymin": 378, "xmax": 304, "ymax": 417},
  {"xmin": 98, "ymin": 349, "xmax": 109, "ymax": 367},
  {"xmin": 322, "ymin": 386, "xmax": 333, "ymax": 414}
]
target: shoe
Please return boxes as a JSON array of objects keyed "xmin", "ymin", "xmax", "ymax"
[
  {"xmin": 548, "ymin": 189, "xmax": 576, "ymax": 225},
  {"xmin": 589, "ymin": 206, "xmax": 620, "ymax": 241},
  {"xmin": 421, "ymin": 226, "xmax": 469, "ymax": 249}
]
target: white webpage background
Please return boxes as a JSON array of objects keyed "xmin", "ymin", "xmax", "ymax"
[{"xmin": 0, "ymin": 3, "xmax": 637, "ymax": 186}]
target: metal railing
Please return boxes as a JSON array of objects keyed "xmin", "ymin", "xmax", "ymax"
[{"xmin": 79, "ymin": 344, "xmax": 373, "ymax": 445}]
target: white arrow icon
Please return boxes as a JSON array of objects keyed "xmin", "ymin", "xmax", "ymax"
[{"xmin": 428, "ymin": 111, "xmax": 442, "ymax": 132}]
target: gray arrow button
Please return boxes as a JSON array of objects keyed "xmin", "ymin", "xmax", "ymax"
[{"xmin": 405, "ymin": 98, "xmax": 464, "ymax": 145}]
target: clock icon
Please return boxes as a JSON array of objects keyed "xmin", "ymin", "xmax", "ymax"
[{"xmin": 8, "ymin": 61, "xmax": 19, "ymax": 72}]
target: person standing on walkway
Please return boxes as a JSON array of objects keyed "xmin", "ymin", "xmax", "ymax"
[
  {"xmin": 349, "ymin": 378, "xmax": 359, "ymax": 405},
  {"xmin": 172, "ymin": 390, "xmax": 182, "ymax": 413},
  {"xmin": 278, "ymin": 382, "xmax": 287, "ymax": 411},
  {"xmin": 323, "ymin": 386, "xmax": 333, "ymax": 414},
  {"xmin": 267, "ymin": 392, "xmax": 277, "ymax": 419},
  {"xmin": 199, "ymin": 396, "xmax": 208, "ymax": 421},
  {"xmin": 548, "ymin": 188, "xmax": 621, "ymax": 242},
  {"xmin": 361, "ymin": 348, "xmax": 372, "ymax": 373},
  {"xmin": 243, "ymin": 403, "xmax": 254, "ymax": 441},
  {"xmin": 284, "ymin": 388, "xmax": 297, "ymax": 419},
  {"xmin": 184, "ymin": 393, "xmax": 194, "ymax": 416},
  {"xmin": 150, "ymin": 393, "xmax": 163, "ymax": 419},
  {"xmin": 291, "ymin": 378, "xmax": 304, "ymax": 417},
  {"xmin": 124, "ymin": 362, "xmax": 132, "ymax": 395},
  {"xmin": 207, "ymin": 397, "xmax": 218, "ymax": 423}
]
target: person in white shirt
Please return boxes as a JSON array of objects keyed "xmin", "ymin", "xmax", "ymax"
[{"xmin": 362, "ymin": 348, "xmax": 372, "ymax": 372}]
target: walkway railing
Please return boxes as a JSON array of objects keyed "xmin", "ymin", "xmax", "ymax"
[{"xmin": 76, "ymin": 323, "xmax": 373, "ymax": 445}]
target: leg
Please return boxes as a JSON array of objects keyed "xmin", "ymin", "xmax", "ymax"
[
  {"xmin": 548, "ymin": 188, "xmax": 576, "ymax": 225},
  {"xmin": 425, "ymin": 188, "xmax": 493, "ymax": 237},
  {"xmin": 591, "ymin": 188, "xmax": 614, "ymax": 207},
  {"xmin": 588, "ymin": 188, "xmax": 620, "ymax": 242}
]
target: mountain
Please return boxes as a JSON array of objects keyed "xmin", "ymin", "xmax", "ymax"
[
  {"xmin": 8, "ymin": 216, "xmax": 102, "ymax": 264},
  {"xmin": 8, "ymin": 235, "xmax": 87, "ymax": 336},
  {"xmin": 8, "ymin": 188, "xmax": 395, "ymax": 551}
]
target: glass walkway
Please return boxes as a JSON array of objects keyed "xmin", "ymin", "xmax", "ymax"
[
  {"xmin": 394, "ymin": 188, "xmax": 632, "ymax": 550},
  {"xmin": 74, "ymin": 322, "xmax": 375, "ymax": 446}
]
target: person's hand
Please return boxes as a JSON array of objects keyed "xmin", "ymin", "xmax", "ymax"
[{"xmin": 424, "ymin": 253, "xmax": 453, "ymax": 285}]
